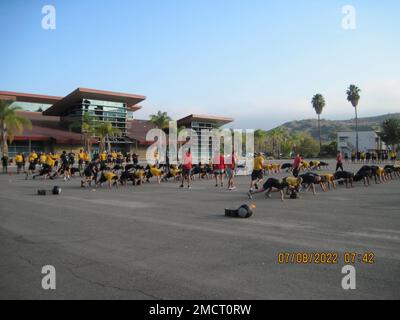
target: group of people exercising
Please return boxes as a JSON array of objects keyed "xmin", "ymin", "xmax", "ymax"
[
  {"xmin": 15, "ymin": 149, "xmax": 239, "ymax": 190},
  {"xmin": 3, "ymin": 149, "xmax": 399, "ymax": 199},
  {"xmin": 247, "ymin": 152, "xmax": 400, "ymax": 201}
]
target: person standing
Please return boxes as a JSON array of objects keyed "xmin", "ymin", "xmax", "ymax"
[
  {"xmin": 213, "ymin": 153, "xmax": 225, "ymax": 187},
  {"xmin": 25, "ymin": 151, "xmax": 38, "ymax": 180},
  {"xmin": 132, "ymin": 153, "xmax": 139, "ymax": 165},
  {"xmin": 78, "ymin": 149, "xmax": 85, "ymax": 175},
  {"xmin": 180, "ymin": 149, "xmax": 192, "ymax": 189},
  {"xmin": 336, "ymin": 151, "xmax": 344, "ymax": 172},
  {"xmin": 226, "ymin": 152, "xmax": 237, "ymax": 191},
  {"xmin": 292, "ymin": 154, "xmax": 303, "ymax": 177},
  {"xmin": 1, "ymin": 154, "xmax": 8, "ymax": 174},
  {"xmin": 15, "ymin": 153, "xmax": 24, "ymax": 174}
]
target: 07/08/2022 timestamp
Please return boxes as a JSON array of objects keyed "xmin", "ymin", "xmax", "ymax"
[{"xmin": 277, "ymin": 252, "xmax": 375, "ymax": 265}]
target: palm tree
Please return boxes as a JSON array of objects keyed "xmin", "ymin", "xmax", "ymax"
[
  {"xmin": 95, "ymin": 122, "xmax": 121, "ymax": 153},
  {"xmin": 0, "ymin": 100, "xmax": 32, "ymax": 157},
  {"xmin": 311, "ymin": 94, "xmax": 326, "ymax": 153},
  {"xmin": 70, "ymin": 112, "xmax": 96, "ymax": 154},
  {"xmin": 268, "ymin": 127, "xmax": 287, "ymax": 158},
  {"xmin": 346, "ymin": 84, "xmax": 361, "ymax": 153},
  {"xmin": 149, "ymin": 111, "xmax": 172, "ymax": 130},
  {"xmin": 254, "ymin": 129, "xmax": 267, "ymax": 153}
]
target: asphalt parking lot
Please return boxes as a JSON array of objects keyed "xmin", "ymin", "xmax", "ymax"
[{"xmin": 0, "ymin": 161, "xmax": 399, "ymax": 300}]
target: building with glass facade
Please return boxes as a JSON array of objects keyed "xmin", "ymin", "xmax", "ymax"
[
  {"xmin": 177, "ymin": 114, "xmax": 234, "ymax": 162},
  {"xmin": 0, "ymin": 88, "xmax": 145, "ymax": 157},
  {"xmin": 0, "ymin": 89, "xmax": 234, "ymax": 159}
]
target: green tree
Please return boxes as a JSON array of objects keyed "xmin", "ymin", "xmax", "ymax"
[
  {"xmin": 267, "ymin": 127, "xmax": 287, "ymax": 158},
  {"xmin": 295, "ymin": 133, "xmax": 320, "ymax": 158},
  {"xmin": 95, "ymin": 122, "xmax": 121, "ymax": 153},
  {"xmin": 70, "ymin": 112, "xmax": 97, "ymax": 154},
  {"xmin": 346, "ymin": 84, "xmax": 361, "ymax": 153},
  {"xmin": 281, "ymin": 134, "xmax": 300, "ymax": 158},
  {"xmin": 311, "ymin": 93, "xmax": 326, "ymax": 152},
  {"xmin": 380, "ymin": 118, "xmax": 400, "ymax": 151},
  {"xmin": 149, "ymin": 111, "xmax": 172, "ymax": 130},
  {"xmin": 0, "ymin": 100, "xmax": 32, "ymax": 157},
  {"xmin": 254, "ymin": 129, "xmax": 267, "ymax": 153},
  {"xmin": 320, "ymin": 141, "xmax": 338, "ymax": 158}
]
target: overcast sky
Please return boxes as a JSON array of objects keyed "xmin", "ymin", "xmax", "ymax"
[{"xmin": 1, "ymin": 0, "xmax": 399, "ymax": 129}]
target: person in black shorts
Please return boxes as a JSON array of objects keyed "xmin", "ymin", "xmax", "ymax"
[
  {"xmin": 249, "ymin": 153, "xmax": 265, "ymax": 192},
  {"xmin": 299, "ymin": 173, "xmax": 327, "ymax": 194},
  {"xmin": 247, "ymin": 178, "xmax": 288, "ymax": 201},
  {"xmin": 81, "ymin": 160, "xmax": 99, "ymax": 187},
  {"xmin": 60, "ymin": 151, "xmax": 71, "ymax": 181}
]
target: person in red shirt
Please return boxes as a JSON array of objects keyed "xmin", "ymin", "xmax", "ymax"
[
  {"xmin": 292, "ymin": 154, "xmax": 303, "ymax": 177},
  {"xmin": 336, "ymin": 151, "xmax": 344, "ymax": 172},
  {"xmin": 180, "ymin": 149, "xmax": 193, "ymax": 189},
  {"xmin": 213, "ymin": 153, "xmax": 225, "ymax": 187}
]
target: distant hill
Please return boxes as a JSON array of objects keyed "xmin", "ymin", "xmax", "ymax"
[{"xmin": 273, "ymin": 113, "xmax": 400, "ymax": 142}]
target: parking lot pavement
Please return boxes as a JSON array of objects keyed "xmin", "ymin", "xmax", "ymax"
[{"xmin": 0, "ymin": 161, "xmax": 399, "ymax": 299}]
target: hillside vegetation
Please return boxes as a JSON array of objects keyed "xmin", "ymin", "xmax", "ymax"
[{"xmin": 273, "ymin": 113, "xmax": 400, "ymax": 142}]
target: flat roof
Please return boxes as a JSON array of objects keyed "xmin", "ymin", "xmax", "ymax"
[
  {"xmin": 177, "ymin": 114, "xmax": 234, "ymax": 127},
  {"xmin": 0, "ymin": 91, "xmax": 63, "ymax": 105},
  {"xmin": 43, "ymin": 88, "xmax": 146, "ymax": 116},
  {"xmin": 14, "ymin": 111, "xmax": 83, "ymax": 144},
  {"xmin": 126, "ymin": 119, "xmax": 158, "ymax": 146}
]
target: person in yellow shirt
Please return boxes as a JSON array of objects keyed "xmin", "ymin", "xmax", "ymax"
[
  {"xmin": 169, "ymin": 165, "xmax": 182, "ymax": 181},
  {"xmin": 84, "ymin": 151, "xmax": 91, "ymax": 164},
  {"xmin": 97, "ymin": 170, "xmax": 119, "ymax": 188},
  {"xmin": 390, "ymin": 151, "xmax": 397, "ymax": 162},
  {"xmin": 111, "ymin": 151, "xmax": 118, "ymax": 164},
  {"xmin": 30, "ymin": 150, "xmax": 38, "ymax": 161},
  {"xmin": 33, "ymin": 153, "xmax": 54, "ymax": 180},
  {"xmin": 310, "ymin": 160, "xmax": 321, "ymax": 170},
  {"xmin": 301, "ymin": 161, "xmax": 310, "ymax": 171},
  {"xmin": 284, "ymin": 176, "xmax": 303, "ymax": 189},
  {"xmin": 133, "ymin": 167, "xmax": 145, "ymax": 185},
  {"xmin": 149, "ymin": 165, "xmax": 164, "ymax": 184},
  {"xmin": 264, "ymin": 163, "xmax": 273, "ymax": 175},
  {"xmin": 249, "ymin": 153, "xmax": 265, "ymax": 192},
  {"xmin": 39, "ymin": 152, "xmax": 47, "ymax": 164},
  {"xmin": 100, "ymin": 151, "xmax": 107, "ymax": 162},
  {"xmin": 272, "ymin": 163, "xmax": 281, "ymax": 174},
  {"xmin": 376, "ymin": 167, "xmax": 387, "ymax": 183},
  {"xmin": 15, "ymin": 153, "xmax": 24, "ymax": 174},
  {"xmin": 25, "ymin": 151, "xmax": 39, "ymax": 179},
  {"xmin": 45, "ymin": 153, "xmax": 56, "ymax": 168},
  {"xmin": 78, "ymin": 149, "xmax": 85, "ymax": 174},
  {"xmin": 248, "ymin": 177, "xmax": 297, "ymax": 202},
  {"xmin": 360, "ymin": 152, "xmax": 366, "ymax": 164},
  {"xmin": 320, "ymin": 173, "xmax": 336, "ymax": 190}
]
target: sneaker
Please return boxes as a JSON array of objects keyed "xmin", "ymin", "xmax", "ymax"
[
  {"xmin": 230, "ymin": 186, "xmax": 237, "ymax": 191},
  {"xmin": 247, "ymin": 192, "xmax": 253, "ymax": 200},
  {"xmin": 188, "ymin": 186, "xmax": 192, "ymax": 189},
  {"xmin": 180, "ymin": 185, "xmax": 184, "ymax": 188},
  {"xmin": 265, "ymin": 193, "xmax": 271, "ymax": 198}
]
